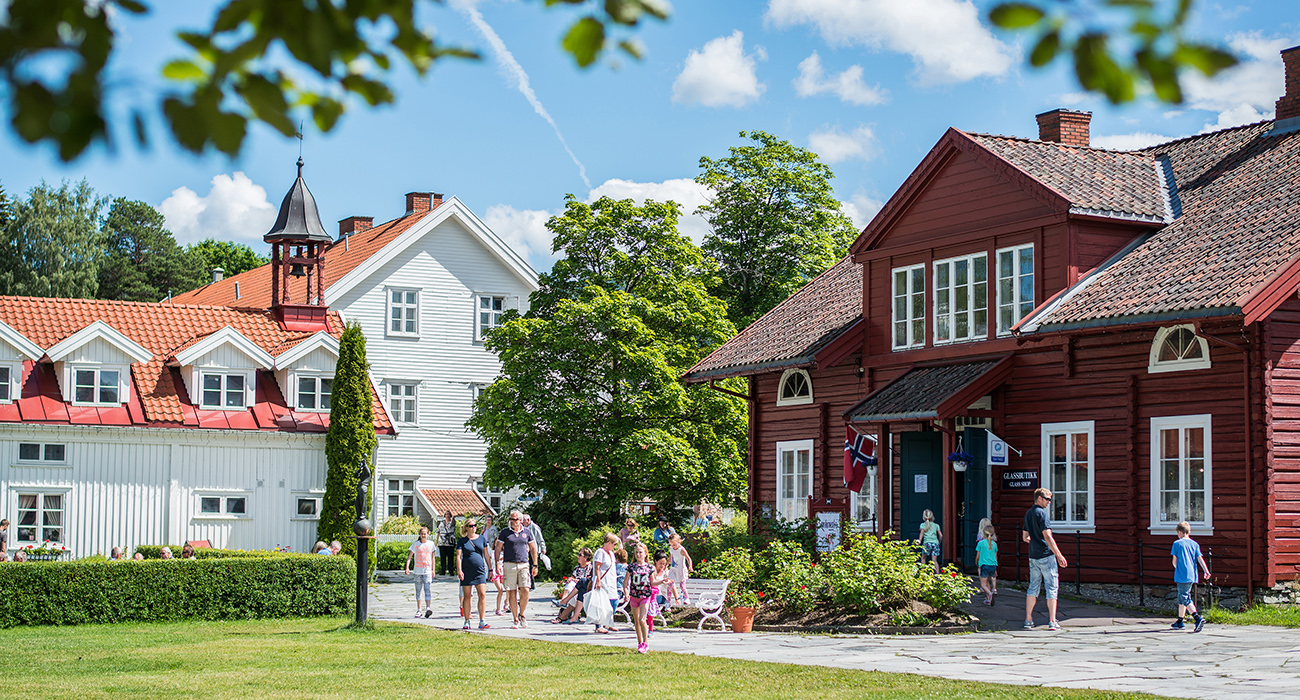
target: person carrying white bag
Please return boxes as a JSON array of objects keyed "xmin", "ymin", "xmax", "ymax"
[{"xmin": 586, "ymin": 533, "xmax": 620, "ymax": 633}]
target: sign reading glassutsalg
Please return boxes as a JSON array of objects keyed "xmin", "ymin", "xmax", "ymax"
[{"xmin": 1002, "ymin": 469, "xmax": 1039, "ymax": 490}]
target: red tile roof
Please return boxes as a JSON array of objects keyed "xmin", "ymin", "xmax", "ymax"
[
  {"xmin": 682, "ymin": 257, "xmax": 862, "ymax": 380},
  {"xmin": 420, "ymin": 489, "xmax": 493, "ymax": 517},
  {"xmin": 0, "ymin": 296, "xmax": 393, "ymax": 433}
]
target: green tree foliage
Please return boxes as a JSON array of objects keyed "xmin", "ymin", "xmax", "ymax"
[
  {"xmin": 0, "ymin": 180, "xmax": 106, "ymax": 298},
  {"xmin": 467, "ymin": 195, "xmax": 747, "ymax": 520},
  {"xmin": 320, "ymin": 322, "xmax": 377, "ymax": 570},
  {"xmin": 0, "ymin": 183, "xmax": 11, "ymax": 227},
  {"xmin": 696, "ymin": 130, "xmax": 858, "ymax": 330},
  {"xmin": 187, "ymin": 239, "xmax": 270, "ymax": 280},
  {"xmin": 988, "ymin": 0, "xmax": 1237, "ymax": 104},
  {"xmin": 98, "ymin": 198, "xmax": 206, "ymax": 302},
  {"xmin": 0, "ymin": 0, "xmax": 669, "ymax": 161}
]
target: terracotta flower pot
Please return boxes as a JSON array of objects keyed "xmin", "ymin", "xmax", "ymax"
[{"xmin": 730, "ymin": 606, "xmax": 756, "ymax": 633}]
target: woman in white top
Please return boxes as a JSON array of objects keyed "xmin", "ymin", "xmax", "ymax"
[{"xmin": 590, "ymin": 533, "xmax": 620, "ymax": 633}]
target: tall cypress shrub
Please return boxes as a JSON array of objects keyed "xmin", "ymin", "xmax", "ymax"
[{"xmin": 319, "ymin": 322, "xmax": 377, "ymax": 571}]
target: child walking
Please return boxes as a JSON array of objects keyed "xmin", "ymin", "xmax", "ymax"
[
  {"xmin": 1171, "ymin": 521, "xmax": 1211, "ymax": 632},
  {"xmin": 648, "ymin": 550, "xmax": 673, "ymax": 635},
  {"xmin": 976, "ymin": 523, "xmax": 998, "ymax": 605},
  {"xmin": 624, "ymin": 543, "xmax": 655, "ymax": 654},
  {"xmin": 667, "ymin": 533, "xmax": 693, "ymax": 604},
  {"xmin": 917, "ymin": 509, "xmax": 943, "ymax": 573},
  {"xmin": 976, "ymin": 518, "xmax": 997, "ymax": 596}
]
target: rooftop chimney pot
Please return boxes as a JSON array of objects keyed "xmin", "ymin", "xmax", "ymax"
[
  {"xmin": 211, "ymin": 268, "xmax": 224, "ymax": 283},
  {"xmin": 1276, "ymin": 46, "xmax": 1300, "ymax": 121},
  {"xmin": 1036, "ymin": 108, "xmax": 1092, "ymax": 147},
  {"xmin": 338, "ymin": 216, "xmax": 374, "ymax": 237},
  {"xmin": 405, "ymin": 192, "xmax": 444, "ymax": 215}
]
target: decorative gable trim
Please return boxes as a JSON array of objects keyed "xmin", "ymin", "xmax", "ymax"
[
  {"xmin": 174, "ymin": 326, "xmax": 275, "ymax": 368},
  {"xmin": 273, "ymin": 331, "xmax": 340, "ymax": 369},
  {"xmin": 46, "ymin": 320, "xmax": 152, "ymax": 365},
  {"xmin": 0, "ymin": 319, "xmax": 44, "ymax": 360}
]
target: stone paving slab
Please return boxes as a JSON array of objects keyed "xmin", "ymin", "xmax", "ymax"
[{"xmin": 370, "ymin": 573, "xmax": 1300, "ymax": 700}]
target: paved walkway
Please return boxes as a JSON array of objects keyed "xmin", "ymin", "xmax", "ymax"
[{"xmin": 371, "ymin": 573, "xmax": 1300, "ymax": 700}]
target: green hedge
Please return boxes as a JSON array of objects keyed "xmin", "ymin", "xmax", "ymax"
[
  {"xmin": 0, "ymin": 555, "xmax": 354, "ymax": 627},
  {"xmin": 134, "ymin": 545, "xmax": 289, "ymax": 560}
]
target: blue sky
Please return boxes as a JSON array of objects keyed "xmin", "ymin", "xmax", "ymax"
[{"xmin": 1, "ymin": 1, "xmax": 1295, "ymax": 273}]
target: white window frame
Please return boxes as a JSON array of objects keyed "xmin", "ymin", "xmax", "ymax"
[
  {"xmin": 69, "ymin": 364, "xmax": 128, "ymax": 406},
  {"xmin": 12, "ymin": 488, "xmax": 70, "ymax": 545},
  {"xmin": 198, "ymin": 370, "xmax": 253, "ymax": 410},
  {"xmin": 386, "ymin": 381, "xmax": 419, "ymax": 425},
  {"xmin": 1149, "ymin": 414, "xmax": 1213, "ymax": 535},
  {"xmin": 294, "ymin": 373, "xmax": 333, "ymax": 413},
  {"xmin": 386, "ymin": 287, "xmax": 421, "ymax": 338},
  {"xmin": 932, "ymin": 252, "xmax": 988, "ymax": 345},
  {"xmin": 776, "ymin": 368, "xmax": 814, "ymax": 407},
  {"xmin": 476, "ymin": 481, "xmax": 504, "ymax": 513},
  {"xmin": 474, "ymin": 293, "xmax": 517, "ymax": 342},
  {"xmin": 0, "ymin": 361, "xmax": 18, "ymax": 404},
  {"xmin": 891, "ymin": 263, "xmax": 926, "ymax": 350},
  {"xmin": 194, "ymin": 491, "xmax": 252, "ymax": 520},
  {"xmin": 15, "ymin": 442, "xmax": 68, "ymax": 466},
  {"xmin": 385, "ymin": 477, "xmax": 418, "ymax": 518},
  {"xmin": 850, "ymin": 458, "xmax": 878, "ymax": 531},
  {"xmin": 1040, "ymin": 420, "xmax": 1095, "ymax": 533},
  {"xmin": 1148, "ymin": 325, "xmax": 1212, "ymax": 374},
  {"xmin": 775, "ymin": 439, "xmax": 813, "ymax": 522},
  {"xmin": 292, "ymin": 490, "xmax": 325, "ymax": 521},
  {"xmin": 996, "ymin": 244, "xmax": 1035, "ymax": 336}
]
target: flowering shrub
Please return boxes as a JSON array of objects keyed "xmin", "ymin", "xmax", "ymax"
[
  {"xmin": 694, "ymin": 546, "xmax": 758, "ymax": 609},
  {"xmin": 820, "ymin": 530, "xmax": 972, "ymax": 613},
  {"xmin": 756, "ymin": 540, "xmax": 824, "ymax": 614},
  {"xmin": 20, "ymin": 540, "xmax": 70, "ymax": 558}
]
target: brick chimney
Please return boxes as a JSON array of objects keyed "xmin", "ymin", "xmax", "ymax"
[
  {"xmin": 1036, "ymin": 109, "xmax": 1092, "ymax": 147},
  {"xmin": 1277, "ymin": 46, "xmax": 1300, "ymax": 121},
  {"xmin": 405, "ymin": 192, "xmax": 444, "ymax": 215},
  {"xmin": 338, "ymin": 216, "xmax": 373, "ymax": 237}
]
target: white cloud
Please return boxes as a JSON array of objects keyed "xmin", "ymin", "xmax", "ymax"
[
  {"xmin": 840, "ymin": 192, "xmax": 883, "ymax": 230},
  {"xmin": 483, "ymin": 204, "xmax": 557, "ymax": 263},
  {"xmin": 159, "ymin": 172, "xmax": 276, "ymax": 247},
  {"xmin": 793, "ymin": 52, "xmax": 887, "ymax": 106},
  {"xmin": 1056, "ymin": 92, "xmax": 1093, "ymax": 107},
  {"xmin": 1091, "ymin": 132, "xmax": 1178, "ymax": 151},
  {"xmin": 1183, "ymin": 32, "xmax": 1291, "ymax": 130},
  {"xmin": 807, "ymin": 125, "xmax": 879, "ymax": 164},
  {"xmin": 766, "ymin": 0, "xmax": 1013, "ymax": 84},
  {"xmin": 588, "ymin": 178, "xmax": 714, "ymax": 243},
  {"xmin": 672, "ymin": 31, "xmax": 766, "ymax": 108}
]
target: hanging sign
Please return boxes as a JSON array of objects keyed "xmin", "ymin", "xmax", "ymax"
[
  {"xmin": 989, "ymin": 435, "xmax": 1009, "ymax": 466},
  {"xmin": 1002, "ymin": 469, "xmax": 1039, "ymax": 490}
]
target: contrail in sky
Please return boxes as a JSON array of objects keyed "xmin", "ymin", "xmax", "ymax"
[{"xmin": 452, "ymin": 0, "xmax": 593, "ymax": 190}]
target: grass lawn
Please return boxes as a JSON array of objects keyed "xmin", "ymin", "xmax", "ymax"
[
  {"xmin": 1, "ymin": 617, "xmax": 1179, "ymax": 700},
  {"xmin": 1205, "ymin": 605, "xmax": 1300, "ymax": 627}
]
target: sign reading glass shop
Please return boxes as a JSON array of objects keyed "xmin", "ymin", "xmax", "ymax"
[{"xmin": 1002, "ymin": 469, "xmax": 1040, "ymax": 490}]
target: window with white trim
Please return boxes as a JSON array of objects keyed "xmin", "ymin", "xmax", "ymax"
[
  {"xmin": 851, "ymin": 479, "xmax": 877, "ymax": 530},
  {"xmin": 477, "ymin": 481, "xmax": 504, "ymax": 512},
  {"xmin": 387, "ymin": 288, "xmax": 420, "ymax": 337},
  {"xmin": 296, "ymin": 376, "xmax": 333, "ymax": 411},
  {"xmin": 387, "ymin": 479, "xmax": 416, "ymax": 517},
  {"xmin": 1041, "ymin": 421, "xmax": 1094, "ymax": 529},
  {"xmin": 933, "ymin": 253, "xmax": 988, "ymax": 345},
  {"xmin": 388, "ymin": 383, "xmax": 417, "ymax": 424},
  {"xmin": 17, "ymin": 442, "xmax": 66, "ymax": 464},
  {"xmin": 476, "ymin": 295, "xmax": 506, "ymax": 340},
  {"xmin": 294, "ymin": 495, "xmax": 322, "ymax": 520},
  {"xmin": 776, "ymin": 369, "xmax": 813, "ymax": 406},
  {"xmin": 72, "ymin": 366, "xmax": 122, "ymax": 405},
  {"xmin": 15, "ymin": 492, "xmax": 64, "ymax": 544},
  {"xmin": 1150, "ymin": 414, "xmax": 1211, "ymax": 532},
  {"xmin": 0, "ymin": 363, "xmax": 15, "ymax": 403},
  {"xmin": 891, "ymin": 264, "xmax": 926, "ymax": 350},
  {"xmin": 201, "ymin": 372, "xmax": 247, "ymax": 409},
  {"xmin": 1148, "ymin": 325, "xmax": 1211, "ymax": 374},
  {"xmin": 775, "ymin": 440, "xmax": 813, "ymax": 522},
  {"xmin": 996, "ymin": 244, "xmax": 1035, "ymax": 335},
  {"xmin": 197, "ymin": 493, "xmax": 248, "ymax": 517}
]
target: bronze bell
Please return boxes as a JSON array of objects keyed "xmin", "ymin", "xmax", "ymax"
[{"xmin": 288, "ymin": 262, "xmax": 307, "ymax": 277}]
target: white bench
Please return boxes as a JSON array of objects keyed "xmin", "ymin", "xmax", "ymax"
[{"xmin": 688, "ymin": 578, "xmax": 730, "ymax": 632}]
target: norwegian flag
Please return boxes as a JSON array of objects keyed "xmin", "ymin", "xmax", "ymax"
[{"xmin": 844, "ymin": 426, "xmax": 877, "ymax": 494}]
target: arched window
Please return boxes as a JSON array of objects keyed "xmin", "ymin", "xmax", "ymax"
[
  {"xmin": 1148, "ymin": 325, "xmax": 1211, "ymax": 374},
  {"xmin": 776, "ymin": 369, "xmax": 813, "ymax": 406}
]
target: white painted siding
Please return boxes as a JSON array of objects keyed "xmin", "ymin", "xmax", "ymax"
[
  {"xmin": 192, "ymin": 342, "xmax": 263, "ymax": 370},
  {"xmin": 61, "ymin": 336, "xmax": 135, "ymax": 364},
  {"xmin": 0, "ymin": 337, "xmax": 24, "ymax": 361}
]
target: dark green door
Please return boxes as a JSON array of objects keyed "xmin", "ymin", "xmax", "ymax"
[
  {"xmin": 961, "ymin": 427, "xmax": 989, "ymax": 569},
  {"xmin": 900, "ymin": 431, "xmax": 943, "ymax": 545}
]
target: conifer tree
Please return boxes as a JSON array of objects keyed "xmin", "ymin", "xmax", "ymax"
[{"xmin": 319, "ymin": 322, "xmax": 377, "ymax": 571}]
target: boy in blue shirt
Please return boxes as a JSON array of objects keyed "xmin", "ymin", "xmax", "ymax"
[{"xmin": 1171, "ymin": 521, "xmax": 1212, "ymax": 632}]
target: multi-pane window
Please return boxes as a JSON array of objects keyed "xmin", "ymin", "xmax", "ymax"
[
  {"xmin": 477, "ymin": 482, "xmax": 504, "ymax": 512},
  {"xmin": 477, "ymin": 295, "xmax": 505, "ymax": 340},
  {"xmin": 0, "ymin": 365, "xmax": 11, "ymax": 402},
  {"xmin": 1042, "ymin": 421, "xmax": 1093, "ymax": 528},
  {"xmin": 851, "ymin": 480, "xmax": 877, "ymax": 530},
  {"xmin": 297, "ymin": 376, "xmax": 333, "ymax": 411},
  {"xmin": 388, "ymin": 289, "xmax": 419, "ymax": 336},
  {"xmin": 776, "ymin": 440, "xmax": 812, "ymax": 522},
  {"xmin": 777, "ymin": 369, "xmax": 812, "ymax": 406},
  {"xmin": 16, "ymin": 493, "xmax": 63, "ymax": 543},
  {"xmin": 933, "ymin": 253, "xmax": 988, "ymax": 344},
  {"xmin": 199, "ymin": 494, "xmax": 247, "ymax": 516},
  {"xmin": 1151, "ymin": 415, "xmax": 1211, "ymax": 529},
  {"xmin": 387, "ymin": 479, "xmax": 415, "ymax": 517},
  {"xmin": 1149, "ymin": 325, "xmax": 1211, "ymax": 373},
  {"xmin": 73, "ymin": 367, "xmax": 120, "ymax": 404},
  {"xmin": 997, "ymin": 244, "xmax": 1035, "ymax": 335},
  {"xmin": 201, "ymin": 373, "xmax": 246, "ymax": 409},
  {"xmin": 388, "ymin": 383, "xmax": 417, "ymax": 424},
  {"xmin": 891, "ymin": 264, "xmax": 926, "ymax": 350},
  {"xmin": 18, "ymin": 442, "xmax": 66, "ymax": 464}
]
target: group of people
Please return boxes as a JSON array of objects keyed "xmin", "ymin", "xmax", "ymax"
[{"xmin": 311, "ymin": 541, "xmax": 343, "ymax": 556}]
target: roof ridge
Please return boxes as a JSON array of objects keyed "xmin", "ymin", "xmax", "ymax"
[
  {"xmin": 1139, "ymin": 119, "xmax": 1274, "ymax": 153},
  {"xmin": 0, "ymin": 294, "xmax": 274, "ymax": 314},
  {"xmin": 963, "ymin": 130, "xmax": 1155, "ymax": 156}
]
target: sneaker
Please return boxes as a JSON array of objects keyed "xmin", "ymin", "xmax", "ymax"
[
  {"xmin": 414, "ymin": 610, "xmax": 423, "ymax": 618},
  {"xmin": 511, "ymin": 621, "xmax": 521, "ymax": 630},
  {"xmin": 462, "ymin": 620, "xmax": 471, "ymax": 630},
  {"xmin": 1023, "ymin": 620, "xmax": 1034, "ymax": 630},
  {"xmin": 1047, "ymin": 620, "xmax": 1062, "ymax": 631},
  {"xmin": 637, "ymin": 642, "xmax": 647, "ymax": 653},
  {"xmin": 424, "ymin": 609, "xmax": 432, "ymax": 619},
  {"xmin": 1171, "ymin": 619, "xmax": 1185, "ymax": 630},
  {"xmin": 1193, "ymin": 617, "xmax": 1205, "ymax": 633},
  {"xmin": 479, "ymin": 621, "xmax": 491, "ymax": 630},
  {"xmin": 519, "ymin": 618, "xmax": 528, "ymax": 628}
]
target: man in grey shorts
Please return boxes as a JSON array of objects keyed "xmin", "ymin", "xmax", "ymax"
[{"xmin": 1021, "ymin": 487, "xmax": 1068, "ymax": 630}]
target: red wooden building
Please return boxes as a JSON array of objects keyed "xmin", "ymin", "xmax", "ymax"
[{"xmin": 685, "ymin": 46, "xmax": 1300, "ymax": 605}]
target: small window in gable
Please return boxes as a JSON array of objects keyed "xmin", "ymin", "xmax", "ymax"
[
  {"xmin": 1148, "ymin": 325, "xmax": 1211, "ymax": 374},
  {"xmin": 387, "ymin": 288, "xmax": 420, "ymax": 337},
  {"xmin": 776, "ymin": 369, "xmax": 813, "ymax": 406}
]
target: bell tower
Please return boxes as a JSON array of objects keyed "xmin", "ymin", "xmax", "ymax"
[{"xmin": 265, "ymin": 157, "xmax": 334, "ymax": 331}]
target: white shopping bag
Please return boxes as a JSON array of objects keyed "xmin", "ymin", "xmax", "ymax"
[
  {"xmin": 584, "ymin": 591, "xmax": 614, "ymax": 628},
  {"xmin": 539, "ymin": 553, "xmax": 551, "ymax": 570}
]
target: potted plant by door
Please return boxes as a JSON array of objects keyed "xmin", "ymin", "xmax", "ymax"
[
  {"xmin": 947, "ymin": 449, "xmax": 974, "ymax": 473},
  {"xmin": 728, "ymin": 587, "xmax": 761, "ymax": 633}
]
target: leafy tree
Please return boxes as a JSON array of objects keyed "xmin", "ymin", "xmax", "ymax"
[
  {"xmin": 98, "ymin": 198, "xmax": 206, "ymax": 302},
  {"xmin": 0, "ymin": 180, "xmax": 106, "ymax": 298},
  {"xmin": 467, "ymin": 195, "xmax": 747, "ymax": 520},
  {"xmin": 187, "ymin": 239, "xmax": 269, "ymax": 280},
  {"xmin": 320, "ymin": 322, "xmax": 377, "ymax": 573},
  {"xmin": 696, "ymin": 130, "xmax": 858, "ymax": 330},
  {"xmin": 988, "ymin": 0, "xmax": 1237, "ymax": 104},
  {"xmin": 0, "ymin": 0, "xmax": 669, "ymax": 160},
  {"xmin": 0, "ymin": 183, "xmax": 11, "ymax": 227}
]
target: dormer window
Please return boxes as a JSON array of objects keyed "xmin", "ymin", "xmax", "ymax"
[
  {"xmin": 1148, "ymin": 325, "xmax": 1211, "ymax": 374},
  {"xmin": 297, "ymin": 376, "xmax": 333, "ymax": 411},
  {"xmin": 0, "ymin": 364, "xmax": 13, "ymax": 403},
  {"xmin": 776, "ymin": 369, "xmax": 813, "ymax": 406},
  {"xmin": 201, "ymin": 372, "xmax": 249, "ymax": 409},
  {"xmin": 73, "ymin": 367, "xmax": 122, "ymax": 405}
]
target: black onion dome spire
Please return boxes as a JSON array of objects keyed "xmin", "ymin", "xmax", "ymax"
[{"xmin": 264, "ymin": 157, "xmax": 331, "ymax": 243}]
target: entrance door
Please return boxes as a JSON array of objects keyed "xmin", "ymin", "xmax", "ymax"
[
  {"xmin": 960, "ymin": 427, "xmax": 990, "ymax": 569},
  {"xmin": 900, "ymin": 431, "xmax": 943, "ymax": 543}
]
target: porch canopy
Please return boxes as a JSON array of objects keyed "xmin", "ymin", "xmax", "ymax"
[{"xmin": 845, "ymin": 356, "xmax": 1013, "ymax": 423}]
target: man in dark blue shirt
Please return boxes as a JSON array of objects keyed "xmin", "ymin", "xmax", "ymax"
[
  {"xmin": 493, "ymin": 510, "xmax": 538, "ymax": 629},
  {"xmin": 1021, "ymin": 488, "xmax": 1068, "ymax": 630}
]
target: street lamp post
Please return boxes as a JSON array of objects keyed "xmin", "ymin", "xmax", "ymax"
[{"xmin": 353, "ymin": 459, "xmax": 374, "ymax": 625}]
